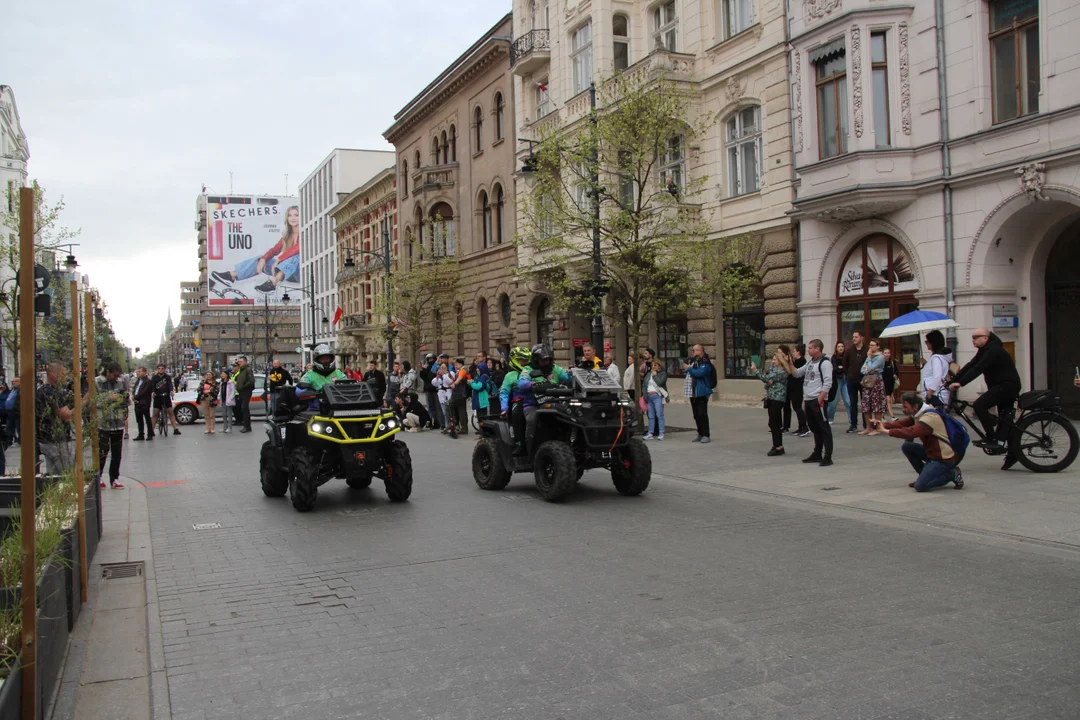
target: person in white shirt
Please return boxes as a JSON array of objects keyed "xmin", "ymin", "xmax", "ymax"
[{"xmin": 604, "ymin": 353, "xmax": 621, "ymax": 386}]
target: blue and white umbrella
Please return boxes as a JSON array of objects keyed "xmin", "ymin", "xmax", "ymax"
[{"xmin": 878, "ymin": 310, "xmax": 959, "ymax": 338}]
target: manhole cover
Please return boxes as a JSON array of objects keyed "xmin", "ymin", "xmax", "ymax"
[
  {"xmin": 192, "ymin": 522, "xmax": 223, "ymax": 530},
  {"xmin": 102, "ymin": 562, "xmax": 144, "ymax": 580}
]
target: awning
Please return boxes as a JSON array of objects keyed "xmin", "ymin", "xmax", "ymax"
[{"xmin": 808, "ymin": 38, "xmax": 846, "ymax": 64}]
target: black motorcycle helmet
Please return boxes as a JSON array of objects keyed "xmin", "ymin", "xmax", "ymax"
[
  {"xmin": 530, "ymin": 343, "xmax": 554, "ymax": 374},
  {"xmin": 311, "ymin": 344, "xmax": 336, "ymax": 376}
]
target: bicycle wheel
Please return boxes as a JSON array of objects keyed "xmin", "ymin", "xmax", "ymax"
[{"xmin": 1009, "ymin": 412, "xmax": 1079, "ymax": 473}]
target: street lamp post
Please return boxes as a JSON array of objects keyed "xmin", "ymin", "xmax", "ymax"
[
  {"xmin": 588, "ymin": 82, "xmax": 604, "ymax": 354},
  {"xmin": 343, "ymin": 217, "xmax": 394, "ymax": 371},
  {"xmin": 280, "ymin": 269, "xmax": 327, "ymax": 367}
]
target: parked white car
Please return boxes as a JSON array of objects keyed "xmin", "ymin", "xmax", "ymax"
[{"xmin": 172, "ymin": 377, "xmax": 269, "ymax": 425}]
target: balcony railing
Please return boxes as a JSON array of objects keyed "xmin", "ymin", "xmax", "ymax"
[
  {"xmin": 411, "ymin": 163, "xmax": 458, "ymax": 195},
  {"xmin": 510, "ymin": 29, "xmax": 550, "ymax": 74},
  {"xmin": 341, "ymin": 313, "xmax": 368, "ymax": 331}
]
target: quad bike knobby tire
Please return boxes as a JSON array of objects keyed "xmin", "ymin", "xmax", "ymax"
[
  {"xmin": 384, "ymin": 440, "xmax": 413, "ymax": 502},
  {"xmin": 289, "ymin": 448, "xmax": 319, "ymax": 512},
  {"xmin": 346, "ymin": 471, "xmax": 374, "ymax": 489},
  {"xmin": 259, "ymin": 441, "xmax": 288, "ymax": 497},
  {"xmin": 532, "ymin": 440, "xmax": 577, "ymax": 502},
  {"xmin": 611, "ymin": 437, "xmax": 651, "ymax": 496},
  {"xmin": 473, "ymin": 437, "xmax": 511, "ymax": 491}
]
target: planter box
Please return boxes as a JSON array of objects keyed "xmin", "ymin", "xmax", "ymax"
[
  {"xmin": 61, "ymin": 522, "xmax": 81, "ymax": 631},
  {"xmin": 0, "ymin": 653, "xmax": 22, "ymax": 720},
  {"xmin": 83, "ymin": 481, "xmax": 100, "ymax": 567},
  {"xmin": 36, "ymin": 561, "xmax": 67, "ymax": 720},
  {"xmin": 0, "ymin": 476, "xmax": 62, "ymax": 538}
]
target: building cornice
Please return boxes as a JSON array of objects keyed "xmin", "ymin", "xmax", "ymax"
[{"xmin": 790, "ymin": 5, "xmax": 915, "ymax": 45}]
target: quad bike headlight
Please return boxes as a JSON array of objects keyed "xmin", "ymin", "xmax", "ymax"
[{"xmin": 311, "ymin": 423, "xmax": 323, "ymax": 433}]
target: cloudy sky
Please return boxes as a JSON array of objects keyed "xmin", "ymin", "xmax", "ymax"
[{"xmin": 6, "ymin": 0, "xmax": 510, "ymax": 353}]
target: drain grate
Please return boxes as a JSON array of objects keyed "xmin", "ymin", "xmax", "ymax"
[
  {"xmin": 102, "ymin": 562, "xmax": 144, "ymax": 580},
  {"xmin": 192, "ymin": 522, "xmax": 223, "ymax": 530}
]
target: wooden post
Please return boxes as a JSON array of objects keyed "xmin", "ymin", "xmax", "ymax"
[
  {"xmin": 84, "ymin": 296, "xmax": 98, "ymax": 481},
  {"xmin": 18, "ymin": 186, "xmax": 37, "ymax": 720},
  {"xmin": 71, "ymin": 280, "xmax": 88, "ymax": 603}
]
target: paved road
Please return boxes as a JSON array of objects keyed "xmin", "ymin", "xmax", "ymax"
[{"xmin": 117, "ymin": 420, "xmax": 1080, "ymax": 720}]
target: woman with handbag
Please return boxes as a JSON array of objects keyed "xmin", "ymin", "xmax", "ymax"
[
  {"xmin": 197, "ymin": 371, "xmax": 219, "ymax": 434},
  {"xmin": 751, "ymin": 346, "xmax": 789, "ymax": 456},
  {"xmin": 642, "ymin": 359, "xmax": 668, "ymax": 440},
  {"xmin": 859, "ymin": 339, "xmax": 888, "ymax": 435}
]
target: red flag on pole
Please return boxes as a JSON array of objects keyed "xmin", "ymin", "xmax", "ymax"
[{"xmin": 332, "ymin": 307, "xmax": 343, "ymax": 325}]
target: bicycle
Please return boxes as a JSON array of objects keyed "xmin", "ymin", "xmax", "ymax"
[
  {"xmin": 156, "ymin": 405, "xmax": 169, "ymax": 438},
  {"xmin": 947, "ymin": 389, "xmax": 1078, "ymax": 473}
]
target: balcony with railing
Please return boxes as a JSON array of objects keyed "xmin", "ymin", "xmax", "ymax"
[
  {"xmin": 411, "ymin": 163, "xmax": 458, "ymax": 196},
  {"xmin": 510, "ymin": 29, "xmax": 550, "ymax": 76},
  {"xmin": 340, "ymin": 313, "xmax": 368, "ymax": 333}
]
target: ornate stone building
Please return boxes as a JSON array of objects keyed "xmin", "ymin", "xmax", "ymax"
[
  {"xmin": 508, "ymin": 0, "xmax": 798, "ymax": 393},
  {"xmin": 330, "ymin": 167, "xmax": 398, "ymax": 368},
  {"xmin": 788, "ymin": 0, "xmax": 1080, "ymax": 412},
  {"xmin": 383, "ymin": 13, "xmax": 523, "ymax": 363}
]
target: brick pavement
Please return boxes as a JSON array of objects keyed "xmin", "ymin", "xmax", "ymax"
[{"xmin": 108, "ymin": 419, "xmax": 1080, "ymax": 720}]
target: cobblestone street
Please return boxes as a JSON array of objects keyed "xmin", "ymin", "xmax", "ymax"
[{"xmin": 106, "ymin": 408, "xmax": 1080, "ymax": 720}]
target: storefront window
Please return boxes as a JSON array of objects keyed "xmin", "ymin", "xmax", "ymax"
[
  {"xmin": 657, "ymin": 318, "xmax": 688, "ymax": 378},
  {"xmin": 724, "ymin": 307, "xmax": 766, "ymax": 379}
]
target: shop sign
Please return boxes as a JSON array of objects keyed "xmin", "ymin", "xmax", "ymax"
[
  {"xmin": 870, "ymin": 308, "xmax": 891, "ymax": 321},
  {"xmin": 840, "ymin": 310, "xmax": 864, "ymax": 322},
  {"xmin": 992, "ymin": 316, "xmax": 1018, "ymax": 328},
  {"xmin": 992, "ymin": 303, "xmax": 1019, "ymax": 317}
]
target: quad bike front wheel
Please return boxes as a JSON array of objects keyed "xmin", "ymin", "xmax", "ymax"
[
  {"xmin": 473, "ymin": 437, "xmax": 511, "ymax": 491},
  {"xmin": 259, "ymin": 441, "xmax": 288, "ymax": 497},
  {"xmin": 384, "ymin": 440, "xmax": 413, "ymax": 502},
  {"xmin": 533, "ymin": 440, "xmax": 577, "ymax": 502},
  {"xmin": 289, "ymin": 448, "xmax": 319, "ymax": 512},
  {"xmin": 611, "ymin": 437, "xmax": 651, "ymax": 496}
]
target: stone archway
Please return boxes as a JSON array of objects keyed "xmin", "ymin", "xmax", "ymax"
[{"xmin": 1045, "ymin": 218, "xmax": 1080, "ymax": 416}]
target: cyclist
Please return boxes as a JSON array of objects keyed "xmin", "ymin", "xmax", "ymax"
[
  {"xmin": 150, "ymin": 364, "xmax": 182, "ymax": 436},
  {"xmin": 518, "ymin": 344, "xmax": 571, "ymax": 456},
  {"xmin": 300, "ymin": 344, "xmax": 346, "ymax": 393},
  {"xmin": 499, "ymin": 346, "xmax": 533, "ymax": 456},
  {"xmin": 949, "ymin": 328, "xmax": 1021, "ymax": 468}
]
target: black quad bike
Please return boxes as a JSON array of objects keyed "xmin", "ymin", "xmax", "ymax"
[
  {"xmin": 471, "ymin": 368, "xmax": 651, "ymax": 502},
  {"xmin": 259, "ymin": 380, "xmax": 413, "ymax": 512}
]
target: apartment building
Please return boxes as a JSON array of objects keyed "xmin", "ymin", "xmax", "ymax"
[
  {"xmin": 509, "ymin": 0, "xmax": 798, "ymax": 391},
  {"xmin": 788, "ymin": 0, "xmax": 1080, "ymax": 411},
  {"xmin": 0, "ymin": 85, "xmax": 29, "ymax": 380}
]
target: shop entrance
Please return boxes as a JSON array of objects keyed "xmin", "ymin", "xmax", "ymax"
[
  {"xmin": 836, "ymin": 234, "xmax": 920, "ymax": 392},
  {"xmin": 1046, "ymin": 221, "xmax": 1080, "ymax": 417}
]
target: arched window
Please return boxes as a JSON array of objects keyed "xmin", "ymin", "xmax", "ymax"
[
  {"xmin": 441, "ymin": 131, "xmax": 449, "ymax": 163},
  {"xmin": 473, "ymin": 107, "xmax": 483, "ymax": 151},
  {"xmin": 493, "ymin": 184, "xmax": 505, "ymax": 245},
  {"xmin": 535, "ymin": 298, "xmax": 553, "ymax": 349},
  {"xmin": 725, "ymin": 105, "xmax": 762, "ymax": 197},
  {"xmin": 401, "ymin": 160, "xmax": 408, "ymax": 196},
  {"xmin": 449, "ymin": 125, "xmax": 457, "ymax": 162},
  {"xmin": 414, "ymin": 206, "xmax": 424, "ymax": 258},
  {"xmin": 837, "ymin": 234, "xmax": 921, "ymax": 388},
  {"xmin": 431, "ymin": 136, "xmax": 441, "ymax": 165},
  {"xmin": 414, "ymin": 149, "xmax": 421, "ymax": 169},
  {"xmin": 660, "ymin": 134, "xmax": 684, "ymax": 193},
  {"xmin": 494, "ymin": 92, "xmax": 505, "ymax": 141},
  {"xmin": 429, "ymin": 202, "xmax": 455, "ymax": 256},
  {"xmin": 528, "ymin": 0, "xmax": 537, "ymax": 30},
  {"xmin": 479, "ymin": 298, "xmax": 490, "ymax": 353},
  {"xmin": 479, "ymin": 190, "xmax": 492, "ymax": 248},
  {"xmin": 500, "ymin": 293, "xmax": 512, "ymax": 327},
  {"xmin": 613, "ymin": 14, "xmax": 629, "ymax": 71}
]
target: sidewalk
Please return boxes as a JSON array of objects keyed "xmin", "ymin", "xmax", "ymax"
[{"xmin": 646, "ymin": 401, "xmax": 1080, "ymax": 548}]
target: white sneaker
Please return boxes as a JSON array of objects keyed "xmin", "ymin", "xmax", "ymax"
[
  {"xmin": 657, "ymin": 434, "xmax": 665, "ymax": 440},
  {"xmin": 643, "ymin": 434, "xmax": 654, "ymax": 440}
]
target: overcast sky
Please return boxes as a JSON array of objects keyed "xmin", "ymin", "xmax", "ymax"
[{"xmin": 6, "ymin": 0, "xmax": 510, "ymax": 354}]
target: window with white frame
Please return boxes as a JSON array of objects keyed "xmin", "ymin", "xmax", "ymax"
[
  {"xmin": 618, "ymin": 149, "xmax": 636, "ymax": 209},
  {"xmin": 725, "ymin": 106, "xmax": 761, "ymax": 196},
  {"xmin": 614, "ymin": 14, "xmax": 630, "ymax": 71},
  {"xmin": 871, "ymin": 31, "xmax": 891, "ymax": 148},
  {"xmin": 722, "ymin": 0, "xmax": 754, "ymax": 39},
  {"xmin": 989, "ymin": 0, "xmax": 1039, "ymax": 123},
  {"xmin": 571, "ymin": 22, "xmax": 593, "ymax": 94},
  {"xmin": 812, "ymin": 42, "xmax": 848, "ymax": 159},
  {"xmin": 653, "ymin": 1, "xmax": 678, "ymax": 51},
  {"xmin": 535, "ymin": 79, "xmax": 551, "ymax": 119},
  {"xmin": 575, "ymin": 160, "xmax": 592, "ymax": 210},
  {"xmin": 494, "ymin": 92, "xmax": 505, "ymax": 141},
  {"xmin": 659, "ymin": 135, "xmax": 684, "ymax": 192}
]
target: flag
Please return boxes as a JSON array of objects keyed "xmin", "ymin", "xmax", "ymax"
[
  {"xmin": 536, "ymin": 81, "xmax": 547, "ymax": 92},
  {"xmin": 332, "ymin": 307, "xmax": 343, "ymax": 325}
]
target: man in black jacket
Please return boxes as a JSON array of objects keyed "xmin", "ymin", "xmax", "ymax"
[
  {"xmin": 363, "ymin": 359, "xmax": 387, "ymax": 404},
  {"xmin": 950, "ymin": 329, "xmax": 1022, "ymax": 463},
  {"xmin": 266, "ymin": 360, "xmax": 293, "ymax": 415},
  {"xmin": 419, "ymin": 354, "xmax": 440, "ymax": 428},
  {"xmin": 132, "ymin": 366, "xmax": 155, "ymax": 440}
]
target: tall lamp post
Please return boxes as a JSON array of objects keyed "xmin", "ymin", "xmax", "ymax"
[{"xmin": 343, "ymin": 214, "xmax": 395, "ymax": 371}]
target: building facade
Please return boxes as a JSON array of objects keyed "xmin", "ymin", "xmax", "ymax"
[
  {"xmin": 298, "ymin": 149, "xmax": 395, "ymax": 365},
  {"xmin": 330, "ymin": 167, "xmax": 398, "ymax": 369},
  {"xmin": 1, "ymin": 85, "xmax": 29, "ymax": 380},
  {"xmin": 194, "ymin": 193, "xmax": 303, "ymax": 371},
  {"xmin": 508, "ymin": 0, "xmax": 798, "ymax": 392},
  {"xmin": 384, "ymin": 13, "xmax": 522, "ymax": 363},
  {"xmin": 788, "ymin": 0, "xmax": 1080, "ymax": 413}
]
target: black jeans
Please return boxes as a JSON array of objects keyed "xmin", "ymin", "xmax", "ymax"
[
  {"xmin": 767, "ymin": 399, "xmax": 785, "ymax": 449},
  {"xmin": 783, "ymin": 392, "xmax": 806, "ymax": 431},
  {"xmin": 972, "ymin": 383, "xmax": 1020, "ymax": 442},
  {"xmin": 135, "ymin": 404, "xmax": 153, "ymax": 437},
  {"xmin": 690, "ymin": 396, "xmax": 711, "ymax": 439},
  {"xmin": 426, "ymin": 390, "xmax": 442, "ymax": 428},
  {"xmin": 98, "ymin": 429, "xmax": 124, "ymax": 482},
  {"xmin": 803, "ymin": 399, "xmax": 833, "ymax": 458},
  {"xmin": 449, "ymin": 399, "xmax": 468, "ymax": 434},
  {"xmin": 236, "ymin": 391, "xmax": 253, "ymax": 429}
]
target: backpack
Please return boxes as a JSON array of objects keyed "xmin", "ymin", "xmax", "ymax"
[
  {"xmin": 817, "ymin": 359, "xmax": 838, "ymax": 402},
  {"xmin": 707, "ymin": 362, "xmax": 718, "ymax": 389},
  {"xmin": 929, "ymin": 409, "xmax": 970, "ymax": 455},
  {"xmin": 4, "ymin": 388, "xmax": 17, "ymax": 412},
  {"xmin": 483, "ymin": 375, "xmax": 498, "ymax": 398}
]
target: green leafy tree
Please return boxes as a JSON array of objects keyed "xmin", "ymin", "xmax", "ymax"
[{"xmin": 517, "ymin": 71, "xmax": 763, "ymax": 376}]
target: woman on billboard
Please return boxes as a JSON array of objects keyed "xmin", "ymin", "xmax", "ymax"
[{"xmin": 211, "ymin": 205, "xmax": 300, "ymax": 293}]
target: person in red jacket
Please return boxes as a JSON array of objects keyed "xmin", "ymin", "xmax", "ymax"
[{"xmin": 872, "ymin": 391, "xmax": 964, "ymax": 492}]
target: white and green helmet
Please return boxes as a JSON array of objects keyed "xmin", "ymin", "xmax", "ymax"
[{"xmin": 312, "ymin": 344, "xmax": 336, "ymax": 376}]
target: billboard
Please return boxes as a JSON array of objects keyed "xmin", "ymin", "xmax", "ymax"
[{"xmin": 205, "ymin": 195, "xmax": 304, "ymax": 306}]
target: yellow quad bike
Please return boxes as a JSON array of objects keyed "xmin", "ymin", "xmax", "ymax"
[{"xmin": 260, "ymin": 380, "xmax": 413, "ymax": 512}]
